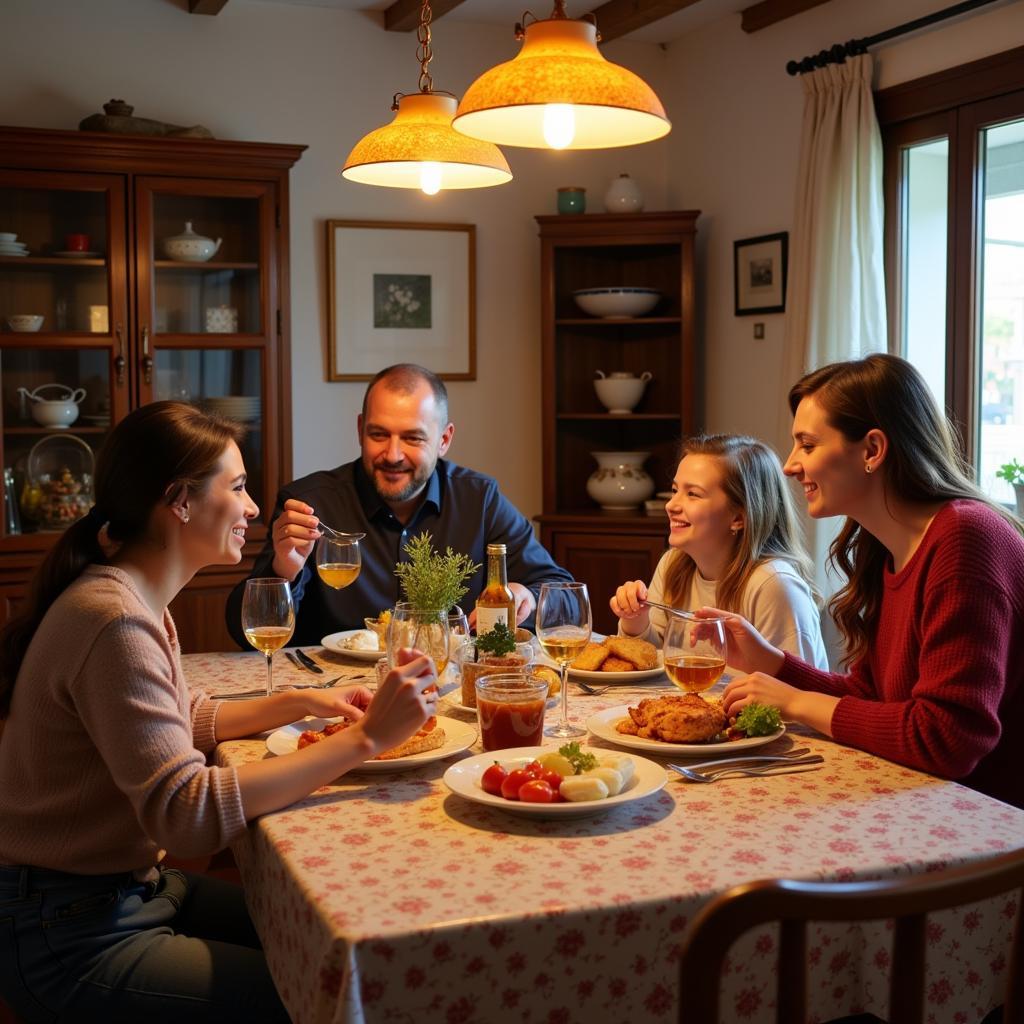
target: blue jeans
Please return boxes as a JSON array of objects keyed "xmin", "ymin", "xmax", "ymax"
[{"xmin": 0, "ymin": 864, "xmax": 290, "ymax": 1023}]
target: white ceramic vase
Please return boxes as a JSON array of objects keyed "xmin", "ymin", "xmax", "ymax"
[
  {"xmin": 586, "ymin": 451, "xmax": 655, "ymax": 510},
  {"xmin": 593, "ymin": 370, "xmax": 652, "ymax": 413},
  {"xmin": 604, "ymin": 173, "xmax": 644, "ymax": 213}
]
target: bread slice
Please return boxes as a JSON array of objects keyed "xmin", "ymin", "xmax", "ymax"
[
  {"xmin": 374, "ymin": 723, "xmax": 446, "ymax": 760},
  {"xmin": 606, "ymin": 635, "xmax": 658, "ymax": 670},
  {"xmin": 572, "ymin": 641, "xmax": 612, "ymax": 671}
]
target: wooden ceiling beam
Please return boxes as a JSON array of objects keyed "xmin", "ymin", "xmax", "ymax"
[
  {"xmin": 384, "ymin": 0, "xmax": 470, "ymax": 32},
  {"xmin": 586, "ymin": 0, "xmax": 704, "ymax": 43},
  {"xmin": 740, "ymin": 0, "xmax": 834, "ymax": 33},
  {"xmin": 188, "ymin": 0, "xmax": 229, "ymax": 14}
]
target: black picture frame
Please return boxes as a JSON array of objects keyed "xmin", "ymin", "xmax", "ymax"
[{"xmin": 734, "ymin": 231, "xmax": 788, "ymax": 316}]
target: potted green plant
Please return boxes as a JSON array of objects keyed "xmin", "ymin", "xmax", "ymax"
[{"xmin": 996, "ymin": 459, "xmax": 1024, "ymax": 516}]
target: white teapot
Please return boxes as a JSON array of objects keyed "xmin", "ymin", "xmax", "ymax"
[
  {"xmin": 593, "ymin": 370, "xmax": 652, "ymax": 414},
  {"xmin": 162, "ymin": 221, "xmax": 222, "ymax": 262},
  {"xmin": 18, "ymin": 384, "xmax": 86, "ymax": 429}
]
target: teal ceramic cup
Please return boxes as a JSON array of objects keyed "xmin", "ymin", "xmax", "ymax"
[{"xmin": 557, "ymin": 187, "xmax": 586, "ymax": 214}]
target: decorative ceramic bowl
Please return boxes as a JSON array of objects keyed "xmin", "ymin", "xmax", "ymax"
[
  {"xmin": 586, "ymin": 451, "xmax": 655, "ymax": 510},
  {"xmin": 593, "ymin": 371, "xmax": 652, "ymax": 414},
  {"xmin": 7, "ymin": 314, "xmax": 44, "ymax": 332},
  {"xmin": 573, "ymin": 287, "xmax": 661, "ymax": 318}
]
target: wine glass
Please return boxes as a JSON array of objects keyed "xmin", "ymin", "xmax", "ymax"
[
  {"xmin": 315, "ymin": 531, "xmax": 365, "ymax": 590},
  {"xmin": 387, "ymin": 602, "xmax": 450, "ymax": 677},
  {"xmin": 241, "ymin": 578, "xmax": 295, "ymax": 697},
  {"xmin": 662, "ymin": 612, "xmax": 727, "ymax": 693},
  {"xmin": 447, "ymin": 604, "xmax": 471, "ymax": 669},
  {"xmin": 536, "ymin": 582, "xmax": 591, "ymax": 739}
]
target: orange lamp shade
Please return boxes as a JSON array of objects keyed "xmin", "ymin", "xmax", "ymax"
[
  {"xmin": 452, "ymin": 19, "xmax": 670, "ymax": 150},
  {"xmin": 342, "ymin": 93, "xmax": 512, "ymax": 191}
]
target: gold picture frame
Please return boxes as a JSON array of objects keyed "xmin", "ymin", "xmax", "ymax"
[{"xmin": 326, "ymin": 220, "xmax": 476, "ymax": 381}]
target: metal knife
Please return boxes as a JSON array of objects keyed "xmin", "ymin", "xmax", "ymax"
[
  {"xmin": 293, "ymin": 649, "xmax": 324, "ymax": 674},
  {"xmin": 668, "ymin": 748, "xmax": 813, "ymax": 773}
]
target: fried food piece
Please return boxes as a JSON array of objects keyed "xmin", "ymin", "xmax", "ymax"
[
  {"xmin": 615, "ymin": 717, "xmax": 640, "ymax": 735},
  {"xmin": 572, "ymin": 641, "xmax": 612, "ymax": 671},
  {"xmin": 374, "ymin": 724, "xmax": 445, "ymax": 760},
  {"xmin": 532, "ymin": 664, "xmax": 561, "ymax": 697},
  {"xmin": 622, "ymin": 694, "xmax": 725, "ymax": 743},
  {"xmin": 606, "ymin": 635, "xmax": 658, "ymax": 670},
  {"xmin": 297, "ymin": 729, "xmax": 327, "ymax": 748},
  {"xmin": 602, "ymin": 656, "xmax": 635, "ymax": 673}
]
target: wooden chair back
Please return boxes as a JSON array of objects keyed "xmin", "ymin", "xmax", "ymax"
[{"xmin": 678, "ymin": 848, "xmax": 1024, "ymax": 1024}]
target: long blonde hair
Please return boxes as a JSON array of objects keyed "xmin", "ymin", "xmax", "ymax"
[{"xmin": 662, "ymin": 434, "xmax": 818, "ymax": 612}]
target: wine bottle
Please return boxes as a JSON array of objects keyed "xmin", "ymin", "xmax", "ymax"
[{"xmin": 475, "ymin": 543, "xmax": 516, "ymax": 636}]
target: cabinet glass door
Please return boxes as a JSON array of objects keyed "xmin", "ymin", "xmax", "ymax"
[{"xmin": 0, "ymin": 172, "xmax": 128, "ymax": 539}]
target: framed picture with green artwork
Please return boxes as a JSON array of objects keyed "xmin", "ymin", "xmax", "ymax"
[{"xmin": 327, "ymin": 220, "xmax": 476, "ymax": 381}]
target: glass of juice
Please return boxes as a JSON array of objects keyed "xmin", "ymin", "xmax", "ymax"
[
  {"xmin": 315, "ymin": 532, "xmax": 365, "ymax": 590},
  {"xmin": 663, "ymin": 612, "xmax": 727, "ymax": 692},
  {"xmin": 241, "ymin": 577, "xmax": 295, "ymax": 697},
  {"xmin": 475, "ymin": 672, "xmax": 549, "ymax": 751}
]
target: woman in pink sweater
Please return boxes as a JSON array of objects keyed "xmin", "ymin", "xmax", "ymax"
[
  {"xmin": 717, "ymin": 354, "xmax": 1024, "ymax": 808},
  {"xmin": 0, "ymin": 402, "xmax": 438, "ymax": 1022}
]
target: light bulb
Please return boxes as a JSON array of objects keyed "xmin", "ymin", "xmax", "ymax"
[
  {"xmin": 419, "ymin": 162, "xmax": 442, "ymax": 195},
  {"xmin": 542, "ymin": 104, "xmax": 575, "ymax": 150}
]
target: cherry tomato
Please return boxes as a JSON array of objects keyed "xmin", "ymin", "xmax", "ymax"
[
  {"xmin": 523, "ymin": 760, "xmax": 545, "ymax": 779},
  {"xmin": 518, "ymin": 779, "xmax": 557, "ymax": 803},
  {"xmin": 540, "ymin": 768, "xmax": 565, "ymax": 791},
  {"xmin": 481, "ymin": 762, "xmax": 508, "ymax": 796},
  {"xmin": 500, "ymin": 768, "xmax": 535, "ymax": 800}
]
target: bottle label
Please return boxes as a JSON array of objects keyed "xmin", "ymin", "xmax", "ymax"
[{"xmin": 476, "ymin": 606, "xmax": 509, "ymax": 635}]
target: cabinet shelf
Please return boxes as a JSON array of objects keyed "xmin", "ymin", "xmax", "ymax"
[
  {"xmin": 154, "ymin": 260, "xmax": 259, "ymax": 271},
  {"xmin": 555, "ymin": 316, "xmax": 681, "ymax": 326},
  {"xmin": 556, "ymin": 413, "xmax": 680, "ymax": 421},
  {"xmin": 0, "ymin": 256, "xmax": 106, "ymax": 267},
  {"xmin": 3, "ymin": 426, "xmax": 108, "ymax": 435}
]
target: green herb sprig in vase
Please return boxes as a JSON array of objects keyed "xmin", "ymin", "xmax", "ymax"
[{"xmin": 394, "ymin": 532, "xmax": 480, "ymax": 613}]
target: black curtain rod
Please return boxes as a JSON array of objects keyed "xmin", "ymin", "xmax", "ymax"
[{"xmin": 785, "ymin": 0, "xmax": 1002, "ymax": 76}]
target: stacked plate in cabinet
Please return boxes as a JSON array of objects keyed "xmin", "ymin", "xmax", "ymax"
[{"xmin": 205, "ymin": 395, "xmax": 261, "ymax": 423}]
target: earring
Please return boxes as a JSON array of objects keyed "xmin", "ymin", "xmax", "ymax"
[
  {"xmin": 865, "ymin": 464, "xmax": 874, "ymax": 474},
  {"xmin": 182, "ymin": 512, "xmax": 190, "ymax": 524},
  {"xmin": 730, "ymin": 525, "xmax": 741, "ymax": 535}
]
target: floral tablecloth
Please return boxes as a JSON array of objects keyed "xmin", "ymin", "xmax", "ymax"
[{"xmin": 187, "ymin": 651, "xmax": 1024, "ymax": 1024}]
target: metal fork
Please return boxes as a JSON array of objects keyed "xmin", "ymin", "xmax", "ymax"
[
  {"xmin": 575, "ymin": 679, "xmax": 610, "ymax": 696},
  {"xmin": 672, "ymin": 756, "xmax": 824, "ymax": 783},
  {"xmin": 668, "ymin": 748, "xmax": 812, "ymax": 774},
  {"xmin": 212, "ymin": 675, "xmax": 352, "ymax": 700}
]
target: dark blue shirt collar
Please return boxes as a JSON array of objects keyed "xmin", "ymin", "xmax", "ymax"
[{"xmin": 353, "ymin": 458, "xmax": 443, "ymax": 526}]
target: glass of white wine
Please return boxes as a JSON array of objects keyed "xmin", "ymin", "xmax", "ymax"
[
  {"xmin": 536, "ymin": 582, "xmax": 591, "ymax": 739},
  {"xmin": 315, "ymin": 532, "xmax": 365, "ymax": 590},
  {"xmin": 663, "ymin": 613, "xmax": 727, "ymax": 693},
  {"xmin": 242, "ymin": 577, "xmax": 295, "ymax": 697}
]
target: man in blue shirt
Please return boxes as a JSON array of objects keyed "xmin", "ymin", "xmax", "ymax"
[{"xmin": 226, "ymin": 363, "xmax": 572, "ymax": 648}]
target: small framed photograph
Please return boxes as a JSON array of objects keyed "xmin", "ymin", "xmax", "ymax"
[
  {"xmin": 327, "ymin": 220, "xmax": 476, "ymax": 381},
  {"xmin": 733, "ymin": 232, "xmax": 788, "ymax": 316}
]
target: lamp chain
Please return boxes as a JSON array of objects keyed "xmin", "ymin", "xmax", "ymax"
[{"xmin": 417, "ymin": 0, "xmax": 433, "ymax": 94}]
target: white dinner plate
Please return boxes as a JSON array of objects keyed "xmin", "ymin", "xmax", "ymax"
[
  {"xmin": 563, "ymin": 632, "xmax": 665, "ymax": 684},
  {"xmin": 321, "ymin": 630, "xmax": 385, "ymax": 661},
  {"xmin": 443, "ymin": 745, "xmax": 667, "ymax": 818},
  {"xmin": 266, "ymin": 715, "xmax": 476, "ymax": 771},
  {"xmin": 586, "ymin": 705, "xmax": 786, "ymax": 757}
]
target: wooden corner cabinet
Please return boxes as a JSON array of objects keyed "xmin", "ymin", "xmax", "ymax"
[
  {"xmin": 0, "ymin": 126, "xmax": 305, "ymax": 652},
  {"xmin": 533, "ymin": 211, "xmax": 701, "ymax": 634}
]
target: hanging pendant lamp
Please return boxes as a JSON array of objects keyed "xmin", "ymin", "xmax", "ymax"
[
  {"xmin": 343, "ymin": 0, "xmax": 512, "ymax": 193},
  {"xmin": 452, "ymin": 0, "xmax": 670, "ymax": 150}
]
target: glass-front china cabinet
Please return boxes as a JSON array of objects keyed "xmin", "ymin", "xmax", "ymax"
[{"xmin": 0, "ymin": 127, "xmax": 305, "ymax": 651}]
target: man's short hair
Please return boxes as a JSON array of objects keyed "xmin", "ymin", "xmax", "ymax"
[{"xmin": 361, "ymin": 364, "xmax": 449, "ymax": 425}]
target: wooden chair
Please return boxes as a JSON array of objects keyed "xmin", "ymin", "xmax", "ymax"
[{"xmin": 677, "ymin": 848, "xmax": 1024, "ymax": 1024}]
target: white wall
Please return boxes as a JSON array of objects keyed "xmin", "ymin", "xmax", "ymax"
[
  {"xmin": 664, "ymin": 0, "xmax": 1024, "ymax": 456},
  {"xmin": 0, "ymin": 0, "xmax": 674, "ymax": 518}
]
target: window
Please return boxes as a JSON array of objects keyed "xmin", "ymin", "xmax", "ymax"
[{"xmin": 878, "ymin": 47, "xmax": 1024, "ymax": 505}]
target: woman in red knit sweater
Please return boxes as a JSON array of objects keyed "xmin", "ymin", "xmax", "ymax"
[{"xmin": 717, "ymin": 354, "xmax": 1024, "ymax": 808}]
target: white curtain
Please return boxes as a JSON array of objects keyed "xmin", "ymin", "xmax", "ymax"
[{"xmin": 780, "ymin": 53, "xmax": 888, "ymax": 665}]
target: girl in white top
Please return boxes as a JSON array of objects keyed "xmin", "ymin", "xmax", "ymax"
[{"xmin": 611, "ymin": 434, "xmax": 829, "ymax": 669}]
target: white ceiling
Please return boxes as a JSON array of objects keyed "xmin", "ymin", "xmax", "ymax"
[{"xmin": 240, "ymin": 0, "xmax": 752, "ymax": 45}]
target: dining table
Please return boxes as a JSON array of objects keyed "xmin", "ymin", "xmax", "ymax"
[{"xmin": 187, "ymin": 648, "xmax": 1024, "ymax": 1024}]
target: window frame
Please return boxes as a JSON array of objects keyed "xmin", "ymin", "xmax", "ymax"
[{"xmin": 877, "ymin": 45, "xmax": 1024, "ymax": 463}]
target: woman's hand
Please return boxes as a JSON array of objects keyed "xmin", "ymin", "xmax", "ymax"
[
  {"xmin": 353, "ymin": 648, "xmax": 436, "ymax": 757},
  {"xmin": 299, "ymin": 685, "xmax": 374, "ymax": 721},
  {"xmin": 694, "ymin": 607, "xmax": 784, "ymax": 676},
  {"xmin": 610, "ymin": 580, "xmax": 651, "ymax": 635},
  {"xmin": 723, "ymin": 672, "xmax": 839, "ymax": 738}
]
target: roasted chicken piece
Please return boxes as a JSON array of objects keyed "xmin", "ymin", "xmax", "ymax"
[{"xmin": 617, "ymin": 694, "xmax": 726, "ymax": 743}]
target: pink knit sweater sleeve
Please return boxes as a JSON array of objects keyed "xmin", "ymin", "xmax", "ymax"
[{"xmin": 75, "ymin": 614, "xmax": 246, "ymax": 858}]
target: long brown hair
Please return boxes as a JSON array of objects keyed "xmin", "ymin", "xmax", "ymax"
[
  {"xmin": 661, "ymin": 434, "xmax": 818, "ymax": 613},
  {"xmin": 0, "ymin": 402, "xmax": 242, "ymax": 716},
  {"xmin": 789, "ymin": 353, "xmax": 1023, "ymax": 665}
]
